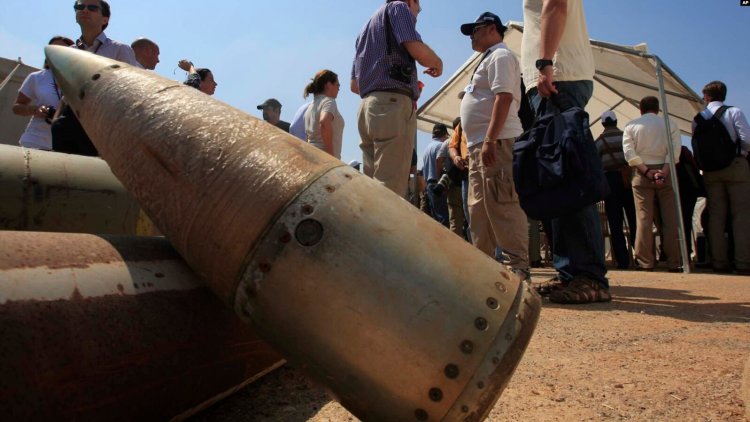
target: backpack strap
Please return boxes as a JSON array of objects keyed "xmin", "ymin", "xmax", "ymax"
[{"xmin": 713, "ymin": 105, "xmax": 741, "ymax": 156}]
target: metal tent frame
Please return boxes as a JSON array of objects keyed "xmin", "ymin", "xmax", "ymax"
[{"xmin": 417, "ymin": 22, "xmax": 704, "ymax": 273}]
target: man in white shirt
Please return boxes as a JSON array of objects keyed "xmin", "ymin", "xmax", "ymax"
[
  {"xmin": 697, "ymin": 81, "xmax": 750, "ymax": 275},
  {"xmin": 622, "ymin": 96, "xmax": 682, "ymax": 272},
  {"xmin": 459, "ymin": 12, "xmax": 529, "ymax": 276},
  {"xmin": 521, "ymin": 0, "xmax": 610, "ymax": 304}
]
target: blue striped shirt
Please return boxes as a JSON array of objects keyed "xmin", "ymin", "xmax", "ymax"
[{"xmin": 351, "ymin": 2, "xmax": 422, "ymax": 99}]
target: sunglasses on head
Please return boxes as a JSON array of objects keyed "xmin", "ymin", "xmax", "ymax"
[{"xmin": 74, "ymin": 4, "xmax": 101, "ymax": 12}]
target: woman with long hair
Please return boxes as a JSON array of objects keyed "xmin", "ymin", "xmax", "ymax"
[
  {"xmin": 303, "ymin": 69, "xmax": 344, "ymax": 159},
  {"xmin": 12, "ymin": 36, "xmax": 75, "ymax": 150}
]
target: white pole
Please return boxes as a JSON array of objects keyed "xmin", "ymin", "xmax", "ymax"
[{"xmin": 654, "ymin": 56, "xmax": 691, "ymax": 274}]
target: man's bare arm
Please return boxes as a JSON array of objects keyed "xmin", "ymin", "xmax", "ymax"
[
  {"xmin": 481, "ymin": 93, "xmax": 513, "ymax": 167},
  {"xmin": 403, "ymin": 41, "xmax": 443, "ymax": 77},
  {"xmin": 537, "ymin": 0, "xmax": 568, "ymax": 96}
]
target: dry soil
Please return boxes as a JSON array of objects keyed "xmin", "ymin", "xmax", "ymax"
[{"xmin": 191, "ymin": 269, "xmax": 750, "ymax": 422}]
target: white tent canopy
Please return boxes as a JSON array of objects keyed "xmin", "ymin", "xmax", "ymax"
[
  {"xmin": 417, "ymin": 22, "xmax": 704, "ymax": 274},
  {"xmin": 417, "ymin": 22, "xmax": 704, "ymax": 139}
]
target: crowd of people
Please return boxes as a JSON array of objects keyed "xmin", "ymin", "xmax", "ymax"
[{"xmin": 12, "ymin": 0, "xmax": 750, "ymax": 306}]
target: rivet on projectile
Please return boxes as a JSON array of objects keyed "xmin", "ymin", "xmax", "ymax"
[
  {"xmin": 414, "ymin": 409, "xmax": 428, "ymax": 421},
  {"xmin": 325, "ymin": 185, "xmax": 335, "ymax": 193},
  {"xmin": 92, "ymin": 74, "xmax": 101, "ymax": 81},
  {"xmin": 461, "ymin": 406, "xmax": 470, "ymax": 413},
  {"xmin": 258, "ymin": 262, "xmax": 272, "ymax": 273},
  {"xmin": 477, "ymin": 381, "xmax": 485, "ymax": 389},
  {"xmin": 444, "ymin": 364, "xmax": 459, "ymax": 379},
  {"xmin": 460, "ymin": 340, "xmax": 474, "ymax": 354},
  {"xmin": 109, "ymin": 64, "xmax": 120, "ymax": 69},
  {"xmin": 486, "ymin": 297, "xmax": 499, "ymax": 310},
  {"xmin": 475, "ymin": 317, "xmax": 489, "ymax": 331},
  {"xmin": 495, "ymin": 282, "xmax": 507, "ymax": 293},
  {"xmin": 295, "ymin": 219, "xmax": 324, "ymax": 247},
  {"xmin": 279, "ymin": 232, "xmax": 292, "ymax": 244},
  {"xmin": 302, "ymin": 204, "xmax": 314, "ymax": 215},
  {"xmin": 428, "ymin": 388, "xmax": 443, "ymax": 402}
]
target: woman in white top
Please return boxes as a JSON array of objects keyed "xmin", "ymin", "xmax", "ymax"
[
  {"xmin": 12, "ymin": 36, "xmax": 75, "ymax": 150},
  {"xmin": 303, "ymin": 70, "xmax": 344, "ymax": 159}
]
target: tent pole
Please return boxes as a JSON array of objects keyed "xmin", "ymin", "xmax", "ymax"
[{"xmin": 654, "ymin": 56, "xmax": 691, "ymax": 274}]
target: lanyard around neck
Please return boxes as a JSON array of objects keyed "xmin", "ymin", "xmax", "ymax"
[{"xmin": 471, "ymin": 49, "xmax": 493, "ymax": 84}]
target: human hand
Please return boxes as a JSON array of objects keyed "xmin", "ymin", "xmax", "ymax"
[
  {"xmin": 452, "ymin": 155, "xmax": 466, "ymax": 170},
  {"xmin": 33, "ymin": 105, "xmax": 49, "ymax": 119},
  {"xmin": 481, "ymin": 140, "xmax": 496, "ymax": 167},
  {"xmin": 654, "ymin": 172, "xmax": 665, "ymax": 185},
  {"xmin": 536, "ymin": 66, "xmax": 557, "ymax": 97},
  {"xmin": 177, "ymin": 59, "xmax": 192, "ymax": 72},
  {"xmin": 423, "ymin": 66, "xmax": 442, "ymax": 78}
]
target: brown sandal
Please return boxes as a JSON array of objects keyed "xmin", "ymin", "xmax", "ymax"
[{"xmin": 549, "ymin": 278, "xmax": 611, "ymax": 304}]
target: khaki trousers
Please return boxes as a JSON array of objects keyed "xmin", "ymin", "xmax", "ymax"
[
  {"xmin": 357, "ymin": 92, "xmax": 416, "ymax": 197},
  {"xmin": 704, "ymin": 157, "xmax": 750, "ymax": 271},
  {"xmin": 467, "ymin": 139, "xmax": 529, "ymax": 269},
  {"xmin": 632, "ymin": 169, "xmax": 681, "ymax": 269},
  {"xmin": 447, "ymin": 184, "xmax": 465, "ymax": 238}
]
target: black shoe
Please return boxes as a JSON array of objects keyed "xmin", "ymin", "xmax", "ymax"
[{"xmin": 530, "ymin": 260, "xmax": 543, "ymax": 268}]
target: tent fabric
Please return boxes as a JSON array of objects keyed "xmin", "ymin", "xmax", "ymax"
[
  {"xmin": 417, "ymin": 22, "xmax": 704, "ymax": 140},
  {"xmin": 0, "ymin": 57, "xmax": 38, "ymax": 146}
]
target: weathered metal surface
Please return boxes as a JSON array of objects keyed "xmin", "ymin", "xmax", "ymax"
[
  {"xmin": 0, "ymin": 231, "xmax": 284, "ymax": 421},
  {"xmin": 0, "ymin": 144, "xmax": 159, "ymax": 235},
  {"xmin": 236, "ymin": 167, "xmax": 541, "ymax": 421},
  {"xmin": 45, "ymin": 46, "xmax": 541, "ymax": 421}
]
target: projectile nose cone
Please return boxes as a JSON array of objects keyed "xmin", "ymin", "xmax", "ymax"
[{"xmin": 44, "ymin": 45, "xmax": 127, "ymax": 111}]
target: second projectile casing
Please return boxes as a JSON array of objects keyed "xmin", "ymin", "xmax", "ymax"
[
  {"xmin": 45, "ymin": 45, "xmax": 541, "ymax": 421},
  {"xmin": 0, "ymin": 231, "xmax": 283, "ymax": 421}
]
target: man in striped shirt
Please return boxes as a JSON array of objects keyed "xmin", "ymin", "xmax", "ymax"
[{"xmin": 351, "ymin": 0, "xmax": 442, "ymax": 197}]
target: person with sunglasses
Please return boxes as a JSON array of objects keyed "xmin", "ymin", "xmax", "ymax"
[
  {"xmin": 458, "ymin": 12, "xmax": 529, "ymax": 280},
  {"xmin": 71, "ymin": 0, "xmax": 138, "ymax": 65},
  {"xmin": 51, "ymin": 0, "xmax": 139, "ymax": 156}
]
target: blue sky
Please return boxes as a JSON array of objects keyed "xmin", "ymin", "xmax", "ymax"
[{"xmin": 1, "ymin": 1, "xmax": 748, "ymax": 167}]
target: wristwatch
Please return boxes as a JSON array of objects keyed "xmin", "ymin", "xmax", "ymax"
[{"xmin": 535, "ymin": 59, "xmax": 554, "ymax": 71}]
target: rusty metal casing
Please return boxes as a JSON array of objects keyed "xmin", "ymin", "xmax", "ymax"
[
  {"xmin": 0, "ymin": 144, "xmax": 159, "ymax": 235},
  {"xmin": 45, "ymin": 46, "xmax": 541, "ymax": 421},
  {"xmin": 0, "ymin": 231, "xmax": 284, "ymax": 421}
]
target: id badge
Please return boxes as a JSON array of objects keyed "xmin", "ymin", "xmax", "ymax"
[{"xmin": 464, "ymin": 84, "xmax": 474, "ymax": 93}]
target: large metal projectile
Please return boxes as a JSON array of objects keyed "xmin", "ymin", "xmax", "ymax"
[
  {"xmin": 45, "ymin": 45, "xmax": 541, "ymax": 421},
  {"xmin": 0, "ymin": 231, "xmax": 284, "ymax": 421},
  {"xmin": 0, "ymin": 144, "xmax": 159, "ymax": 235},
  {"xmin": 0, "ymin": 231, "xmax": 283, "ymax": 421}
]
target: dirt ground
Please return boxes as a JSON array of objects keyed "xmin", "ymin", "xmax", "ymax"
[{"xmin": 191, "ymin": 269, "xmax": 750, "ymax": 422}]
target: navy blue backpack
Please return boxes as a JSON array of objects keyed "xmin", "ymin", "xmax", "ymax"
[{"xmin": 512, "ymin": 102, "xmax": 609, "ymax": 220}]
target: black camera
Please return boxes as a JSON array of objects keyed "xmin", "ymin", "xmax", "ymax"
[
  {"xmin": 431, "ymin": 173, "xmax": 452, "ymax": 196},
  {"xmin": 44, "ymin": 106, "xmax": 57, "ymax": 124},
  {"xmin": 389, "ymin": 63, "xmax": 414, "ymax": 84}
]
